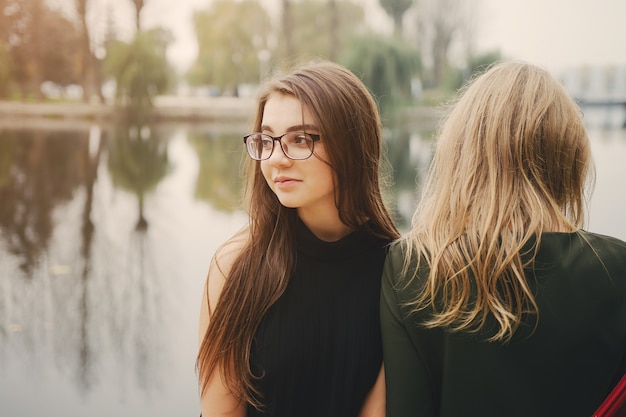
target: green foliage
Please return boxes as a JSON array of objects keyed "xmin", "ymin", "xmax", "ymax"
[
  {"xmin": 187, "ymin": 0, "xmax": 272, "ymax": 92},
  {"xmin": 188, "ymin": 0, "xmax": 367, "ymax": 93},
  {"xmin": 466, "ymin": 50, "xmax": 502, "ymax": 78},
  {"xmin": 340, "ymin": 34, "xmax": 421, "ymax": 116},
  {"xmin": 104, "ymin": 29, "xmax": 171, "ymax": 120},
  {"xmin": 274, "ymin": 0, "xmax": 366, "ymax": 64},
  {"xmin": 439, "ymin": 66, "xmax": 464, "ymax": 94},
  {"xmin": 440, "ymin": 50, "xmax": 503, "ymax": 95}
]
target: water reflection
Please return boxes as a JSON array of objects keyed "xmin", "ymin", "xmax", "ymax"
[
  {"xmin": 384, "ymin": 124, "xmax": 434, "ymax": 229},
  {"xmin": 0, "ymin": 120, "xmax": 625, "ymax": 416},
  {"xmin": 0, "ymin": 124, "xmax": 187, "ymax": 416},
  {"xmin": 0, "ymin": 131, "xmax": 87, "ymax": 274},
  {"xmin": 188, "ymin": 130, "xmax": 245, "ymax": 212},
  {"xmin": 108, "ymin": 124, "xmax": 170, "ymax": 231}
]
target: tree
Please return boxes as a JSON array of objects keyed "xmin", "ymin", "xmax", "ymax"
[
  {"xmin": 436, "ymin": 49, "xmax": 502, "ymax": 95},
  {"xmin": 379, "ymin": 0, "xmax": 414, "ymax": 38},
  {"xmin": 341, "ymin": 34, "xmax": 421, "ymax": 116},
  {"xmin": 0, "ymin": 41, "xmax": 12, "ymax": 98},
  {"xmin": 409, "ymin": 0, "xmax": 476, "ymax": 89},
  {"xmin": 187, "ymin": 0, "xmax": 272, "ymax": 94},
  {"xmin": 466, "ymin": 50, "xmax": 502, "ymax": 77},
  {"xmin": 75, "ymin": 0, "xmax": 105, "ymax": 103},
  {"xmin": 328, "ymin": 0, "xmax": 339, "ymax": 60},
  {"xmin": 39, "ymin": 9, "xmax": 82, "ymax": 87},
  {"xmin": 131, "ymin": 0, "xmax": 145, "ymax": 30},
  {"xmin": 281, "ymin": 0, "xmax": 294, "ymax": 61},
  {"xmin": 0, "ymin": 0, "xmax": 83, "ymax": 99},
  {"xmin": 274, "ymin": 0, "xmax": 367, "ymax": 66},
  {"xmin": 7, "ymin": 0, "xmax": 46, "ymax": 99},
  {"xmin": 0, "ymin": 0, "xmax": 12, "ymax": 43},
  {"xmin": 104, "ymin": 29, "xmax": 171, "ymax": 122}
]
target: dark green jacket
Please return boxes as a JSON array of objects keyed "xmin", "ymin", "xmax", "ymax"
[{"xmin": 381, "ymin": 230, "xmax": 626, "ymax": 417}]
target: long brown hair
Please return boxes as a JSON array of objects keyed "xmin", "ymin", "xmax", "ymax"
[
  {"xmin": 197, "ymin": 59, "xmax": 399, "ymax": 407},
  {"xmin": 403, "ymin": 61, "xmax": 593, "ymax": 343}
]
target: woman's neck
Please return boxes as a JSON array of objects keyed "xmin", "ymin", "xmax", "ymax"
[{"xmin": 298, "ymin": 209, "xmax": 353, "ymax": 242}]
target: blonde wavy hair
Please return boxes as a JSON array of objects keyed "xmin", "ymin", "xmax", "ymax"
[{"xmin": 403, "ymin": 61, "xmax": 594, "ymax": 343}]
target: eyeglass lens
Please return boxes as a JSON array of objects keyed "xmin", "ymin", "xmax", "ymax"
[{"xmin": 246, "ymin": 132, "xmax": 315, "ymax": 160}]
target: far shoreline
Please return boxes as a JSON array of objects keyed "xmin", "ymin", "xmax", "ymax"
[{"xmin": 0, "ymin": 96, "xmax": 445, "ymax": 132}]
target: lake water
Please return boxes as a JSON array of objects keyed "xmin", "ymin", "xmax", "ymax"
[{"xmin": 0, "ymin": 111, "xmax": 625, "ymax": 416}]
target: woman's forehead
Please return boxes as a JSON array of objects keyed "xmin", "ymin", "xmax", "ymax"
[{"xmin": 261, "ymin": 93, "xmax": 318, "ymax": 131}]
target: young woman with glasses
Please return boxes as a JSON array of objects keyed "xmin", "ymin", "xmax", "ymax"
[
  {"xmin": 197, "ymin": 60, "xmax": 399, "ymax": 417},
  {"xmin": 381, "ymin": 61, "xmax": 626, "ymax": 417}
]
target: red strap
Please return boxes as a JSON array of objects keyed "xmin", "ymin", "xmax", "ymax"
[{"xmin": 593, "ymin": 373, "xmax": 626, "ymax": 417}]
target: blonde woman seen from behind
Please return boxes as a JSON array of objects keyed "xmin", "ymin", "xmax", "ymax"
[
  {"xmin": 381, "ymin": 61, "xmax": 626, "ymax": 417},
  {"xmin": 198, "ymin": 60, "xmax": 399, "ymax": 417}
]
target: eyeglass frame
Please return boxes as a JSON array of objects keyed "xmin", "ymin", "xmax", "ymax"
[{"xmin": 242, "ymin": 131, "xmax": 321, "ymax": 161}]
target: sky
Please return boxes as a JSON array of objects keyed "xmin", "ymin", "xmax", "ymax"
[
  {"xmin": 476, "ymin": 0, "xmax": 626, "ymax": 73},
  {"xmin": 88, "ymin": 0, "xmax": 626, "ymax": 76}
]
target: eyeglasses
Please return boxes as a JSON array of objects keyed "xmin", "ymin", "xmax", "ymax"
[{"xmin": 243, "ymin": 131, "xmax": 321, "ymax": 161}]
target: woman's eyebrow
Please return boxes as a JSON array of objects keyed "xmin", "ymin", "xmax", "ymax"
[{"xmin": 260, "ymin": 124, "xmax": 319, "ymax": 133}]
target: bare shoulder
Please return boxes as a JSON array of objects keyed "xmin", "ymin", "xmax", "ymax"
[
  {"xmin": 206, "ymin": 227, "xmax": 250, "ymax": 312},
  {"xmin": 197, "ymin": 228, "xmax": 250, "ymax": 416},
  {"xmin": 211, "ymin": 227, "xmax": 249, "ymax": 277},
  {"xmin": 199, "ymin": 227, "xmax": 249, "ymax": 344}
]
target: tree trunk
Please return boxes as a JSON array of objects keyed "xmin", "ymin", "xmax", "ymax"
[
  {"xmin": 281, "ymin": 0, "xmax": 294, "ymax": 61},
  {"xmin": 76, "ymin": 0, "xmax": 91, "ymax": 102},
  {"xmin": 328, "ymin": 0, "xmax": 339, "ymax": 60},
  {"xmin": 132, "ymin": 0, "xmax": 145, "ymax": 31}
]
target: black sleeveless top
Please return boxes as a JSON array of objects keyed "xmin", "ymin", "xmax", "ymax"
[{"xmin": 247, "ymin": 220, "xmax": 391, "ymax": 417}]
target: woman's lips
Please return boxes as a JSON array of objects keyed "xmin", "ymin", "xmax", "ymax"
[{"xmin": 274, "ymin": 176, "xmax": 300, "ymax": 188}]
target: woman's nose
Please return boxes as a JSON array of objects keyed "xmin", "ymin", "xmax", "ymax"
[{"xmin": 267, "ymin": 142, "xmax": 292, "ymax": 165}]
